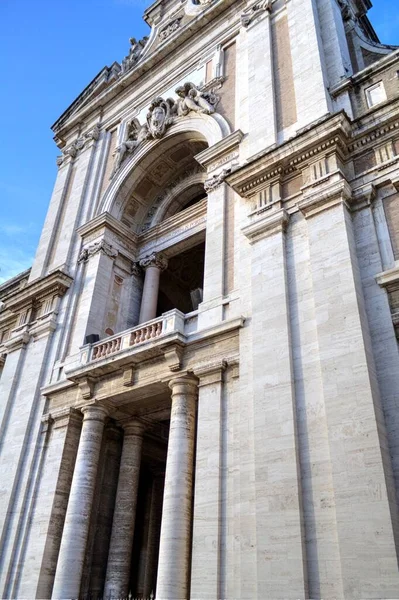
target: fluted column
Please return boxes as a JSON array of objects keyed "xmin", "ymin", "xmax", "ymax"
[
  {"xmin": 104, "ymin": 420, "xmax": 145, "ymax": 599},
  {"xmin": 143, "ymin": 469, "xmax": 165, "ymax": 598},
  {"xmin": 156, "ymin": 375, "xmax": 198, "ymax": 600},
  {"xmin": 138, "ymin": 252, "xmax": 168, "ymax": 324},
  {"xmin": 51, "ymin": 403, "xmax": 108, "ymax": 600}
]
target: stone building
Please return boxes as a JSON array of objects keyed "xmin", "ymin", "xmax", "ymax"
[{"xmin": 1, "ymin": 0, "xmax": 399, "ymax": 597}]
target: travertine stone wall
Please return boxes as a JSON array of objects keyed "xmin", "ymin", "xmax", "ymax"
[
  {"xmin": 249, "ymin": 219, "xmax": 307, "ymax": 599},
  {"xmin": 305, "ymin": 201, "xmax": 399, "ymax": 598}
]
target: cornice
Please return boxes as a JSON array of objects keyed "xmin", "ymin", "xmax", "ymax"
[
  {"xmin": 349, "ymin": 107, "xmax": 399, "ymax": 154},
  {"xmin": 227, "ymin": 112, "xmax": 351, "ymax": 198},
  {"xmin": 195, "ymin": 129, "xmax": 244, "ymax": 169},
  {"xmin": 3, "ymin": 327, "xmax": 30, "ymax": 353},
  {"xmin": 242, "ymin": 208, "xmax": 288, "ymax": 243},
  {"xmin": 138, "ymin": 198, "xmax": 207, "ymax": 252},
  {"xmin": 52, "ymin": 0, "xmax": 241, "ymax": 139},
  {"xmin": 4, "ymin": 270, "xmax": 73, "ymax": 313},
  {"xmin": 77, "ymin": 212, "xmax": 139, "ymax": 249},
  {"xmin": 375, "ymin": 265, "xmax": 399, "ymax": 291},
  {"xmin": 298, "ymin": 179, "xmax": 352, "ymax": 218}
]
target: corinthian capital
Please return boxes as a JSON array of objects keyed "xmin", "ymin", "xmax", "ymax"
[{"xmin": 139, "ymin": 252, "xmax": 168, "ymax": 271}]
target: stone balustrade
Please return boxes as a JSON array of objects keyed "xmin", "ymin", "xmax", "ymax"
[{"xmin": 81, "ymin": 309, "xmax": 190, "ymax": 365}]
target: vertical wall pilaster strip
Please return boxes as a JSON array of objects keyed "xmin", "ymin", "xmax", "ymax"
[
  {"xmin": 35, "ymin": 410, "xmax": 83, "ymax": 600},
  {"xmin": 246, "ymin": 10, "xmax": 277, "ymax": 156},
  {"xmin": 245, "ymin": 210, "xmax": 307, "ymax": 599},
  {"xmin": 305, "ymin": 199, "xmax": 399, "ymax": 597},
  {"xmin": 190, "ymin": 363, "xmax": 225, "ymax": 600}
]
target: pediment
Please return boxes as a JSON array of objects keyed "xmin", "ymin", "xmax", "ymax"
[{"xmin": 52, "ymin": 63, "xmax": 121, "ymax": 137}]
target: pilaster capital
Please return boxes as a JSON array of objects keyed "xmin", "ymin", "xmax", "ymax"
[
  {"xmin": 204, "ymin": 168, "xmax": 231, "ymax": 193},
  {"xmin": 298, "ymin": 179, "xmax": 352, "ymax": 218},
  {"xmin": 169, "ymin": 374, "xmax": 199, "ymax": 397},
  {"xmin": 241, "ymin": 0, "xmax": 272, "ymax": 28},
  {"xmin": 242, "ymin": 208, "xmax": 288, "ymax": 244},
  {"xmin": 78, "ymin": 240, "xmax": 118, "ymax": 263},
  {"xmin": 81, "ymin": 401, "xmax": 109, "ymax": 422},
  {"xmin": 131, "ymin": 261, "xmax": 143, "ymax": 277},
  {"xmin": 3, "ymin": 328, "xmax": 30, "ymax": 353},
  {"xmin": 194, "ymin": 359, "xmax": 227, "ymax": 386},
  {"xmin": 139, "ymin": 252, "xmax": 168, "ymax": 271},
  {"xmin": 45, "ymin": 407, "xmax": 83, "ymax": 431}
]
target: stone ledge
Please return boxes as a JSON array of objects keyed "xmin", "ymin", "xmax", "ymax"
[
  {"xmin": 5, "ymin": 270, "xmax": 73, "ymax": 313},
  {"xmin": 242, "ymin": 208, "xmax": 288, "ymax": 243}
]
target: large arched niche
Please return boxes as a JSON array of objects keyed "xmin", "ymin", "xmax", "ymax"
[{"xmin": 98, "ymin": 113, "xmax": 230, "ymax": 232}]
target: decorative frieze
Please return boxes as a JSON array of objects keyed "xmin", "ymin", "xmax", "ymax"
[{"xmin": 78, "ymin": 240, "xmax": 118, "ymax": 263}]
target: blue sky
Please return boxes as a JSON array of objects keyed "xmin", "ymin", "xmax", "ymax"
[{"xmin": 0, "ymin": 0, "xmax": 397, "ymax": 284}]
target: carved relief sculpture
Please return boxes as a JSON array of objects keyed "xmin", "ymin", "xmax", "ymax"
[
  {"xmin": 175, "ymin": 82, "xmax": 220, "ymax": 116},
  {"xmin": 204, "ymin": 168, "xmax": 231, "ymax": 193},
  {"xmin": 111, "ymin": 84, "xmax": 220, "ymax": 177},
  {"xmin": 241, "ymin": 0, "xmax": 272, "ymax": 27},
  {"xmin": 78, "ymin": 240, "xmax": 118, "ymax": 263}
]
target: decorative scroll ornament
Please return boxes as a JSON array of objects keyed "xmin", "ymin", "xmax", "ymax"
[
  {"xmin": 110, "ymin": 83, "xmax": 220, "ymax": 177},
  {"xmin": 78, "ymin": 240, "xmax": 118, "ymax": 263},
  {"xmin": 241, "ymin": 0, "xmax": 272, "ymax": 27},
  {"xmin": 121, "ymin": 36, "xmax": 149, "ymax": 74},
  {"xmin": 139, "ymin": 252, "xmax": 168, "ymax": 271},
  {"xmin": 204, "ymin": 168, "xmax": 231, "ymax": 193},
  {"xmin": 57, "ymin": 123, "xmax": 101, "ymax": 167}
]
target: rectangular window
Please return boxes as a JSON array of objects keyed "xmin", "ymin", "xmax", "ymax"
[{"xmin": 365, "ymin": 82, "xmax": 387, "ymax": 108}]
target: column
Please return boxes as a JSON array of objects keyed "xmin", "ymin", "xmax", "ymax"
[
  {"xmin": 138, "ymin": 253, "xmax": 168, "ymax": 324},
  {"xmin": 156, "ymin": 376, "xmax": 198, "ymax": 600},
  {"xmin": 87, "ymin": 424, "xmax": 123, "ymax": 598},
  {"xmin": 143, "ymin": 469, "xmax": 164, "ymax": 598},
  {"xmin": 51, "ymin": 403, "xmax": 108, "ymax": 600},
  {"xmin": 104, "ymin": 420, "xmax": 144, "ymax": 599}
]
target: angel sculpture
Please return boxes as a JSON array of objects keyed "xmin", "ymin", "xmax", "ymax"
[
  {"xmin": 121, "ymin": 36, "xmax": 149, "ymax": 73},
  {"xmin": 110, "ymin": 118, "xmax": 146, "ymax": 178},
  {"xmin": 175, "ymin": 82, "xmax": 219, "ymax": 116}
]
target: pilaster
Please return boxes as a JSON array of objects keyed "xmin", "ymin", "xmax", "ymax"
[
  {"xmin": 191, "ymin": 360, "xmax": 226, "ymax": 599},
  {"xmin": 303, "ymin": 184, "xmax": 399, "ymax": 597}
]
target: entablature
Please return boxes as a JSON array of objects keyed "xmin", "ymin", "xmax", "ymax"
[
  {"xmin": 226, "ymin": 112, "xmax": 352, "ymax": 199},
  {"xmin": 42, "ymin": 309, "xmax": 243, "ymax": 418}
]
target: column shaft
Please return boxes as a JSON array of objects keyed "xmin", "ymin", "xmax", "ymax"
[
  {"xmin": 156, "ymin": 376, "xmax": 197, "ymax": 600},
  {"xmin": 139, "ymin": 266, "xmax": 162, "ymax": 324},
  {"xmin": 104, "ymin": 421, "xmax": 144, "ymax": 599},
  {"xmin": 143, "ymin": 471, "xmax": 164, "ymax": 598},
  {"xmin": 138, "ymin": 253, "xmax": 168, "ymax": 324},
  {"xmin": 51, "ymin": 404, "xmax": 108, "ymax": 600}
]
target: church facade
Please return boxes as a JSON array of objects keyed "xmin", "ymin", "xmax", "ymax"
[{"xmin": 1, "ymin": 0, "xmax": 399, "ymax": 598}]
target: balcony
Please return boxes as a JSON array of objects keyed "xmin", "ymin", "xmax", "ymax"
[{"xmin": 78, "ymin": 309, "xmax": 192, "ymax": 370}]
